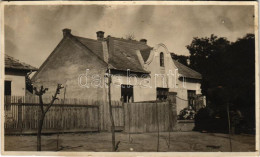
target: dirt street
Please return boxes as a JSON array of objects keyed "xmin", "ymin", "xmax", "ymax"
[{"xmin": 4, "ymin": 132, "xmax": 255, "ymax": 152}]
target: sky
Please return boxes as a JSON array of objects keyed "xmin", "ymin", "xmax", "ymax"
[{"xmin": 4, "ymin": 4, "xmax": 255, "ymax": 68}]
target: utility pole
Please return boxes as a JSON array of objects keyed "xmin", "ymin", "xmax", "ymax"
[
  {"xmin": 107, "ymin": 68, "xmax": 116, "ymax": 151},
  {"xmin": 227, "ymin": 103, "xmax": 232, "ymax": 152}
]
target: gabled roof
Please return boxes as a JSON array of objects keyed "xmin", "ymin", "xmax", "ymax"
[
  {"xmin": 5, "ymin": 54, "xmax": 38, "ymax": 71},
  {"xmin": 107, "ymin": 37, "xmax": 151, "ymax": 73},
  {"xmin": 74, "ymin": 35, "xmax": 151, "ymax": 73},
  {"xmin": 172, "ymin": 59, "xmax": 202, "ymax": 80},
  {"xmin": 75, "ymin": 36, "xmax": 104, "ymax": 60},
  {"xmin": 74, "ymin": 34, "xmax": 201, "ymax": 78}
]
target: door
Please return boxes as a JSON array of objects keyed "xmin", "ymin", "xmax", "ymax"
[
  {"xmin": 187, "ymin": 90, "xmax": 196, "ymax": 109},
  {"xmin": 121, "ymin": 84, "xmax": 133, "ymax": 103}
]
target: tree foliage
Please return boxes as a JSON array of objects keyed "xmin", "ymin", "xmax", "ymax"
[
  {"xmin": 186, "ymin": 34, "xmax": 255, "ymax": 132},
  {"xmin": 170, "ymin": 53, "xmax": 189, "ymax": 66},
  {"xmin": 187, "ymin": 34, "xmax": 231, "ymax": 96},
  {"xmin": 125, "ymin": 33, "xmax": 135, "ymax": 41}
]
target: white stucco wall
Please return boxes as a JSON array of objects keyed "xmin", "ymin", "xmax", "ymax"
[
  {"xmin": 143, "ymin": 43, "xmax": 202, "ymax": 114},
  {"xmin": 110, "ymin": 74, "xmax": 156, "ymax": 102},
  {"xmin": 174, "ymin": 82, "xmax": 201, "ymax": 114},
  {"xmin": 5, "ymin": 74, "xmax": 26, "ymax": 97},
  {"xmin": 109, "ymin": 43, "xmax": 202, "ymax": 115}
]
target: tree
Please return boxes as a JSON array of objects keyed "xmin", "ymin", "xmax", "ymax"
[
  {"xmin": 106, "ymin": 69, "xmax": 121, "ymax": 151},
  {"xmin": 34, "ymin": 84, "xmax": 64, "ymax": 151},
  {"xmin": 125, "ymin": 33, "xmax": 135, "ymax": 41},
  {"xmin": 186, "ymin": 34, "xmax": 230, "ymax": 97},
  {"xmin": 187, "ymin": 34, "xmax": 255, "ymax": 133},
  {"xmin": 224, "ymin": 34, "xmax": 255, "ymax": 131},
  {"xmin": 170, "ymin": 53, "xmax": 189, "ymax": 66}
]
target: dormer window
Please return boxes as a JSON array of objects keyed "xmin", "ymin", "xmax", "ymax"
[{"xmin": 160, "ymin": 52, "xmax": 164, "ymax": 67}]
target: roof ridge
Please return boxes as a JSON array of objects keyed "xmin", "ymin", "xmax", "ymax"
[
  {"xmin": 74, "ymin": 35, "xmax": 102, "ymax": 43},
  {"xmin": 108, "ymin": 36, "xmax": 152, "ymax": 48},
  {"xmin": 74, "ymin": 35, "xmax": 153, "ymax": 49}
]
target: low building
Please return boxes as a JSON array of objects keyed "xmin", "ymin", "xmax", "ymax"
[{"xmin": 4, "ymin": 54, "xmax": 38, "ymax": 98}]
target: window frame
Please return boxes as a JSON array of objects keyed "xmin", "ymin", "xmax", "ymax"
[
  {"xmin": 121, "ymin": 84, "xmax": 134, "ymax": 103},
  {"xmin": 4, "ymin": 80, "xmax": 12, "ymax": 111},
  {"xmin": 4, "ymin": 80, "xmax": 12, "ymax": 96},
  {"xmin": 160, "ymin": 52, "xmax": 164, "ymax": 67},
  {"xmin": 156, "ymin": 87, "xmax": 169, "ymax": 101}
]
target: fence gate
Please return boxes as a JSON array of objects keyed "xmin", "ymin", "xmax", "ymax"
[{"xmin": 123, "ymin": 101, "xmax": 174, "ymax": 133}]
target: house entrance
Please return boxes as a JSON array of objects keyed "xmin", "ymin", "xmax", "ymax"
[{"xmin": 121, "ymin": 84, "xmax": 133, "ymax": 103}]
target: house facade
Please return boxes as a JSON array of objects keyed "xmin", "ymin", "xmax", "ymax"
[
  {"xmin": 32, "ymin": 29, "xmax": 203, "ymax": 115},
  {"xmin": 5, "ymin": 55, "xmax": 38, "ymax": 98}
]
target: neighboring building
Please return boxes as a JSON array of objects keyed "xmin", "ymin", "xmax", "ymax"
[
  {"xmin": 32, "ymin": 29, "xmax": 203, "ymax": 114},
  {"xmin": 5, "ymin": 55, "xmax": 38, "ymax": 97}
]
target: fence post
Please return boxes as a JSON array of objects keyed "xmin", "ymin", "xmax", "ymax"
[
  {"xmin": 98, "ymin": 105, "xmax": 101, "ymax": 132},
  {"xmin": 122, "ymin": 100, "xmax": 126, "ymax": 129},
  {"xmin": 18, "ymin": 99, "xmax": 23, "ymax": 132},
  {"xmin": 167, "ymin": 92, "xmax": 177, "ymax": 150},
  {"xmin": 168, "ymin": 92, "xmax": 177, "ymax": 128},
  {"xmin": 156, "ymin": 102, "xmax": 160, "ymax": 152}
]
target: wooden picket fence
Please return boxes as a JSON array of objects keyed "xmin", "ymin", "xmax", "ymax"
[
  {"xmin": 4, "ymin": 96, "xmax": 177, "ymax": 134},
  {"xmin": 4, "ymin": 104, "xmax": 100, "ymax": 134},
  {"xmin": 124, "ymin": 102, "xmax": 174, "ymax": 133}
]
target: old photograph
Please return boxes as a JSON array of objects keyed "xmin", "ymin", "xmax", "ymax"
[{"xmin": 1, "ymin": 2, "xmax": 259, "ymax": 155}]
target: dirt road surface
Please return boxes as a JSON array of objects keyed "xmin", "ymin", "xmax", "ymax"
[{"xmin": 4, "ymin": 132, "xmax": 255, "ymax": 152}]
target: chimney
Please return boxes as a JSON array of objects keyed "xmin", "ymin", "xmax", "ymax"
[
  {"xmin": 140, "ymin": 39, "xmax": 147, "ymax": 44},
  {"xmin": 62, "ymin": 28, "xmax": 71, "ymax": 37},
  {"xmin": 96, "ymin": 31, "xmax": 105, "ymax": 40}
]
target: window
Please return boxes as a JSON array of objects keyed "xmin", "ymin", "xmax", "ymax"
[
  {"xmin": 121, "ymin": 84, "xmax": 133, "ymax": 103},
  {"xmin": 4, "ymin": 81, "xmax": 11, "ymax": 110},
  {"xmin": 160, "ymin": 52, "xmax": 164, "ymax": 67},
  {"xmin": 187, "ymin": 90, "xmax": 196, "ymax": 108},
  {"xmin": 156, "ymin": 88, "xmax": 168, "ymax": 101},
  {"xmin": 5, "ymin": 81, "xmax": 11, "ymax": 96}
]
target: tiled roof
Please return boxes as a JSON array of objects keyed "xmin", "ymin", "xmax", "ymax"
[
  {"xmin": 5, "ymin": 54, "xmax": 38, "ymax": 71},
  {"xmin": 107, "ymin": 37, "xmax": 151, "ymax": 73},
  {"xmin": 173, "ymin": 60, "xmax": 202, "ymax": 79},
  {"xmin": 140, "ymin": 47, "xmax": 153, "ymax": 62},
  {"xmin": 75, "ymin": 35, "xmax": 151, "ymax": 73},
  {"xmin": 71, "ymin": 33, "xmax": 201, "ymax": 78},
  {"xmin": 75, "ymin": 36, "xmax": 104, "ymax": 60}
]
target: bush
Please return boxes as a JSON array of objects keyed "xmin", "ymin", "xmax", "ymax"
[
  {"xmin": 193, "ymin": 107, "xmax": 229, "ymax": 133},
  {"xmin": 178, "ymin": 107, "xmax": 196, "ymax": 120}
]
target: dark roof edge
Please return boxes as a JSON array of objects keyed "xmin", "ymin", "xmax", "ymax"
[
  {"xmin": 110, "ymin": 68, "xmax": 150, "ymax": 74},
  {"xmin": 5, "ymin": 67, "xmax": 37, "ymax": 72}
]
